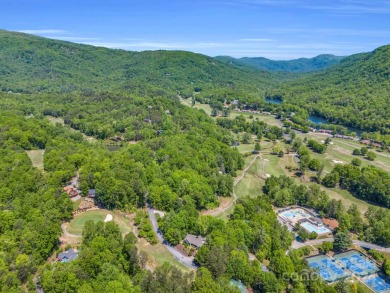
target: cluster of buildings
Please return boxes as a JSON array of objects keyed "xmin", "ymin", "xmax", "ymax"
[{"xmin": 278, "ymin": 207, "xmax": 332, "ymax": 236}]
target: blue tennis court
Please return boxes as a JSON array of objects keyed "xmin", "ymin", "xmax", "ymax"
[
  {"xmin": 307, "ymin": 255, "xmax": 350, "ymax": 282},
  {"xmin": 364, "ymin": 276, "xmax": 390, "ymax": 293},
  {"xmin": 335, "ymin": 251, "xmax": 379, "ymax": 277}
]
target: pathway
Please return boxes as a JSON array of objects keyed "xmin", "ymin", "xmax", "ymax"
[
  {"xmin": 210, "ymin": 154, "xmax": 262, "ymax": 216},
  {"xmin": 290, "ymin": 237, "xmax": 390, "ymax": 253},
  {"xmin": 147, "ymin": 204, "xmax": 198, "ymax": 269}
]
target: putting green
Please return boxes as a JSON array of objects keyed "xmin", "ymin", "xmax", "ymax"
[{"xmin": 67, "ymin": 209, "xmax": 132, "ymax": 236}]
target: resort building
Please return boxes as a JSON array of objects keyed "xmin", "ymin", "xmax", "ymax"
[{"xmin": 278, "ymin": 207, "xmax": 331, "ymax": 236}]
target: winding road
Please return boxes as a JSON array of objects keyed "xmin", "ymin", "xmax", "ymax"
[
  {"xmin": 147, "ymin": 204, "xmax": 198, "ymax": 269},
  {"xmin": 147, "ymin": 150, "xmax": 390, "ymax": 270}
]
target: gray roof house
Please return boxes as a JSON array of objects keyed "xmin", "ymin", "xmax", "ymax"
[
  {"xmin": 184, "ymin": 234, "xmax": 205, "ymax": 249},
  {"xmin": 88, "ymin": 189, "xmax": 96, "ymax": 198},
  {"xmin": 58, "ymin": 249, "xmax": 78, "ymax": 263}
]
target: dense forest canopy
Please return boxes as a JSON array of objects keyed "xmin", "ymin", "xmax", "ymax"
[
  {"xmin": 267, "ymin": 45, "xmax": 390, "ymax": 133},
  {"xmin": 0, "ymin": 30, "xmax": 280, "ymax": 97}
]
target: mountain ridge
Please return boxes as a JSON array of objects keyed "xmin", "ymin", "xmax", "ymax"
[
  {"xmin": 0, "ymin": 29, "xmax": 280, "ymax": 95},
  {"xmin": 215, "ymin": 54, "xmax": 346, "ymax": 72}
]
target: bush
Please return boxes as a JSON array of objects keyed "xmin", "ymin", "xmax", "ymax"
[
  {"xmin": 352, "ymin": 149, "xmax": 361, "ymax": 155},
  {"xmin": 368, "ymin": 250, "xmax": 385, "ymax": 262},
  {"xmin": 366, "ymin": 151, "xmax": 376, "ymax": 161},
  {"xmin": 351, "ymin": 158, "xmax": 362, "ymax": 166}
]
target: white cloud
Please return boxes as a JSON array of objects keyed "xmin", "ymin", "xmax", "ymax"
[
  {"xmin": 222, "ymin": 0, "xmax": 390, "ymax": 14},
  {"xmin": 81, "ymin": 41, "xmax": 238, "ymax": 50},
  {"xmin": 268, "ymin": 28, "xmax": 390, "ymax": 38},
  {"xmin": 18, "ymin": 29, "xmax": 68, "ymax": 35},
  {"xmin": 51, "ymin": 36, "xmax": 101, "ymax": 41}
]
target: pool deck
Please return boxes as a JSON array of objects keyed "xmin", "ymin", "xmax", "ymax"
[{"xmin": 277, "ymin": 206, "xmax": 332, "ymax": 236}]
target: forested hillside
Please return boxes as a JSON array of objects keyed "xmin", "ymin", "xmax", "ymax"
[
  {"xmin": 216, "ymin": 54, "xmax": 345, "ymax": 72},
  {"xmin": 267, "ymin": 45, "xmax": 390, "ymax": 133},
  {"xmin": 0, "ymin": 29, "xmax": 389, "ymax": 292},
  {"xmin": 0, "ymin": 30, "xmax": 278, "ymax": 98}
]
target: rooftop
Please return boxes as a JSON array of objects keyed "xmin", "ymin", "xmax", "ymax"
[{"xmin": 184, "ymin": 234, "xmax": 205, "ymax": 248}]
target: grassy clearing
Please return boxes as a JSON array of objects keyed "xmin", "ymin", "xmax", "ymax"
[
  {"xmin": 136, "ymin": 238, "xmax": 192, "ymax": 273},
  {"xmin": 235, "ymin": 172, "xmax": 264, "ymax": 199},
  {"xmin": 26, "ymin": 149, "xmax": 44, "ymax": 171},
  {"xmin": 181, "ymin": 98, "xmax": 382, "ymax": 217},
  {"xmin": 298, "ymin": 133, "xmax": 390, "ymax": 172},
  {"xmin": 258, "ymin": 151, "xmax": 373, "ymax": 213},
  {"xmin": 46, "ymin": 115, "xmax": 65, "ymax": 125},
  {"xmin": 46, "ymin": 115, "xmax": 97, "ymax": 143},
  {"xmin": 180, "ymin": 98, "xmax": 282, "ymax": 127},
  {"xmin": 67, "ymin": 210, "xmax": 132, "ymax": 235}
]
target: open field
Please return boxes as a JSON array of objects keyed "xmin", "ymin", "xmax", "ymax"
[
  {"xmin": 63, "ymin": 209, "xmax": 191, "ymax": 272},
  {"xmin": 180, "ymin": 98, "xmax": 282, "ymax": 127},
  {"xmin": 181, "ymin": 98, "xmax": 388, "ymax": 215},
  {"xmin": 26, "ymin": 149, "xmax": 44, "ymax": 171},
  {"xmin": 234, "ymin": 172, "xmax": 264, "ymax": 199},
  {"xmin": 298, "ymin": 133, "xmax": 390, "ymax": 172},
  {"xmin": 67, "ymin": 209, "xmax": 132, "ymax": 236},
  {"xmin": 136, "ymin": 237, "xmax": 192, "ymax": 273}
]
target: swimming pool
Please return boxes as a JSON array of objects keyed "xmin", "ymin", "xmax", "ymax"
[
  {"xmin": 301, "ymin": 222, "xmax": 331, "ymax": 235},
  {"xmin": 279, "ymin": 209, "xmax": 310, "ymax": 221}
]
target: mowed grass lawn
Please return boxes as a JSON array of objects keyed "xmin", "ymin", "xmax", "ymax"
[
  {"xmin": 26, "ymin": 149, "xmax": 44, "ymax": 171},
  {"xmin": 180, "ymin": 98, "xmax": 282, "ymax": 127},
  {"xmin": 298, "ymin": 133, "xmax": 390, "ymax": 172},
  {"xmin": 136, "ymin": 238, "xmax": 192, "ymax": 273},
  {"xmin": 67, "ymin": 210, "xmax": 132, "ymax": 236}
]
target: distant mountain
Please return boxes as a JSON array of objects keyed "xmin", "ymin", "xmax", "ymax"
[
  {"xmin": 269, "ymin": 45, "xmax": 390, "ymax": 132},
  {"xmin": 0, "ymin": 29, "xmax": 280, "ymax": 95},
  {"xmin": 215, "ymin": 54, "xmax": 346, "ymax": 72}
]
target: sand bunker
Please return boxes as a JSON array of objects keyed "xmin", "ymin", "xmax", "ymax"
[
  {"xmin": 332, "ymin": 160, "xmax": 344, "ymax": 164},
  {"xmin": 104, "ymin": 214, "xmax": 113, "ymax": 222}
]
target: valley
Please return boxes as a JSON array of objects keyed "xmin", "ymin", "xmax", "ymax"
[{"xmin": 0, "ymin": 29, "xmax": 389, "ymax": 293}]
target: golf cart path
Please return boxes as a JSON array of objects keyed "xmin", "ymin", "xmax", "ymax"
[{"xmin": 209, "ymin": 154, "xmax": 262, "ymax": 216}]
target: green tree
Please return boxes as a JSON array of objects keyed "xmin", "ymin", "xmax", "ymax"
[
  {"xmin": 360, "ymin": 147, "xmax": 368, "ymax": 156},
  {"xmin": 383, "ymin": 259, "xmax": 390, "ymax": 276},
  {"xmin": 366, "ymin": 151, "xmax": 376, "ymax": 161},
  {"xmin": 253, "ymin": 142, "xmax": 261, "ymax": 154},
  {"xmin": 333, "ymin": 231, "xmax": 352, "ymax": 252},
  {"xmin": 351, "ymin": 158, "xmax": 362, "ymax": 166}
]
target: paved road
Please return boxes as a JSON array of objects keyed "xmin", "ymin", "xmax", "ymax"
[
  {"xmin": 290, "ymin": 237, "xmax": 390, "ymax": 253},
  {"xmin": 147, "ymin": 204, "xmax": 198, "ymax": 269}
]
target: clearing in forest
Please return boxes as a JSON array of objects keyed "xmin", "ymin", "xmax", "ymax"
[
  {"xmin": 66, "ymin": 209, "xmax": 132, "ymax": 236},
  {"xmin": 26, "ymin": 149, "xmax": 44, "ymax": 171}
]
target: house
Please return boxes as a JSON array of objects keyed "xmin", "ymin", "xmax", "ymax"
[
  {"xmin": 184, "ymin": 234, "xmax": 205, "ymax": 249},
  {"xmin": 87, "ymin": 189, "xmax": 96, "ymax": 198},
  {"xmin": 63, "ymin": 186, "xmax": 79, "ymax": 198},
  {"xmin": 58, "ymin": 249, "xmax": 78, "ymax": 263}
]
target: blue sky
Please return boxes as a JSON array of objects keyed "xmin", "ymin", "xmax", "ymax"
[{"xmin": 1, "ymin": 0, "xmax": 389, "ymax": 59}]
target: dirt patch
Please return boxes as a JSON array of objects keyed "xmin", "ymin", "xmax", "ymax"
[{"xmin": 201, "ymin": 197, "xmax": 232, "ymax": 216}]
